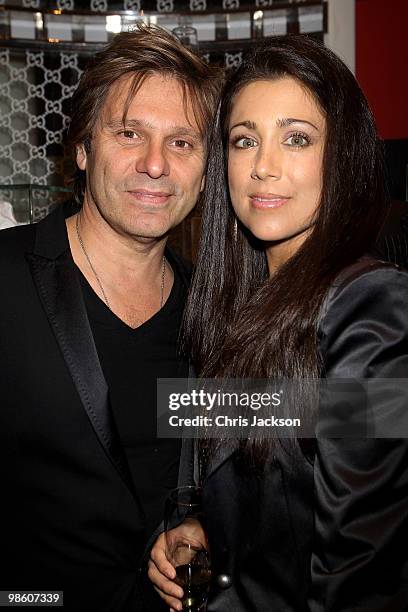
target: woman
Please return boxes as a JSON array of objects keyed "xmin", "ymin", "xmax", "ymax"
[{"xmin": 149, "ymin": 35, "xmax": 408, "ymax": 611}]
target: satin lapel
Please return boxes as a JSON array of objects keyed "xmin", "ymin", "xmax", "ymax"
[
  {"xmin": 27, "ymin": 249, "xmax": 138, "ymax": 500},
  {"xmin": 203, "ymin": 439, "xmax": 238, "ymax": 482},
  {"xmin": 176, "ymin": 439, "xmax": 196, "ymax": 487}
]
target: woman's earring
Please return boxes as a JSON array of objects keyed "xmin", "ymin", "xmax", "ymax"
[{"xmin": 233, "ymin": 217, "xmax": 238, "ymax": 241}]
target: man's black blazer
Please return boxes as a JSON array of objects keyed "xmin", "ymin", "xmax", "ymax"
[{"xmin": 0, "ymin": 206, "xmax": 189, "ymax": 611}]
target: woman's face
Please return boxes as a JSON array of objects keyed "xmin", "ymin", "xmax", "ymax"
[{"xmin": 228, "ymin": 77, "xmax": 326, "ymax": 257}]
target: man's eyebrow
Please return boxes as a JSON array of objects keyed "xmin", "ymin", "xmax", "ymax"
[
  {"xmin": 229, "ymin": 118, "xmax": 320, "ymax": 131},
  {"xmin": 104, "ymin": 118, "xmax": 146, "ymax": 130},
  {"xmin": 104, "ymin": 118, "xmax": 202, "ymax": 140}
]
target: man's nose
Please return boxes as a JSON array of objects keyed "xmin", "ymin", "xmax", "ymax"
[{"xmin": 135, "ymin": 140, "xmax": 170, "ymax": 178}]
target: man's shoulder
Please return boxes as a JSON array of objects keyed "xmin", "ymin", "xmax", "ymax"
[
  {"xmin": 0, "ymin": 205, "xmax": 67, "ymax": 270},
  {"xmin": 0, "ymin": 222, "xmax": 36, "ymax": 259},
  {"xmin": 0, "ymin": 224, "xmax": 38, "ymax": 286}
]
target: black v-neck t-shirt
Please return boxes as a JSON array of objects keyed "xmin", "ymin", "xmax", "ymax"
[{"xmin": 78, "ymin": 249, "xmax": 188, "ymax": 540}]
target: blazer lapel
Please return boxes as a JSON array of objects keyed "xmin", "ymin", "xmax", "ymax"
[
  {"xmin": 26, "ymin": 207, "xmax": 138, "ymax": 500},
  {"xmin": 203, "ymin": 439, "xmax": 238, "ymax": 481}
]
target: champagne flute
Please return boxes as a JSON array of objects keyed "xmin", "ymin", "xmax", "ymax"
[{"xmin": 165, "ymin": 486, "xmax": 211, "ymax": 611}]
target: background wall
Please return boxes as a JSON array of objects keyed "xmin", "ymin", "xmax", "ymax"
[
  {"xmin": 356, "ymin": 0, "xmax": 407, "ymax": 140},
  {"xmin": 356, "ymin": 0, "xmax": 408, "ymax": 201},
  {"xmin": 324, "ymin": 0, "xmax": 355, "ymax": 72},
  {"xmin": 1, "ymin": 0, "xmax": 406, "ymax": 209},
  {"xmin": 0, "ymin": 1, "xmax": 326, "ymax": 192}
]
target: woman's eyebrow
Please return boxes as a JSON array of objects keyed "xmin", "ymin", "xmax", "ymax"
[
  {"xmin": 229, "ymin": 120, "xmax": 257, "ymax": 131},
  {"xmin": 230, "ymin": 118, "xmax": 320, "ymax": 132},
  {"xmin": 276, "ymin": 117, "xmax": 319, "ymax": 130}
]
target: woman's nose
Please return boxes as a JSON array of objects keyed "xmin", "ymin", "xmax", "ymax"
[{"xmin": 251, "ymin": 143, "xmax": 282, "ymax": 181}]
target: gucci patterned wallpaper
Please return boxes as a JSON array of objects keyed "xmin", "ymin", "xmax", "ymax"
[{"xmin": 0, "ymin": 0, "xmax": 326, "ymax": 239}]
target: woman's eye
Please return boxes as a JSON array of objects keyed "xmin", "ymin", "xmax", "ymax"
[
  {"xmin": 285, "ymin": 133, "xmax": 310, "ymax": 147},
  {"xmin": 232, "ymin": 137, "xmax": 257, "ymax": 149}
]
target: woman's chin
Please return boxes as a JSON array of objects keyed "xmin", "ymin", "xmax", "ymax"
[{"xmin": 245, "ymin": 224, "xmax": 286, "ymax": 244}]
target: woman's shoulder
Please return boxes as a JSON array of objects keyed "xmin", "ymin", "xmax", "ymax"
[
  {"xmin": 318, "ymin": 255, "xmax": 408, "ymax": 334},
  {"xmin": 318, "ymin": 256, "xmax": 408, "ymax": 378},
  {"xmin": 330, "ymin": 255, "xmax": 407, "ymax": 291}
]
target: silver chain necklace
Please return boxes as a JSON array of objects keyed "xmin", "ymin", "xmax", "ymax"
[{"xmin": 75, "ymin": 215, "xmax": 166, "ymax": 311}]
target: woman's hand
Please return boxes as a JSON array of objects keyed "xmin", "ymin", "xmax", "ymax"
[{"xmin": 148, "ymin": 518, "xmax": 208, "ymax": 612}]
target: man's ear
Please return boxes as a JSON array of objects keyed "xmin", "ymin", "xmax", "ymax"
[
  {"xmin": 76, "ymin": 143, "xmax": 87, "ymax": 171},
  {"xmin": 200, "ymin": 174, "xmax": 206, "ymax": 193}
]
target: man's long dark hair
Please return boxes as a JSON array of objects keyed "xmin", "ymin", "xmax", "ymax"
[{"xmin": 182, "ymin": 35, "xmax": 387, "ymax": 462}]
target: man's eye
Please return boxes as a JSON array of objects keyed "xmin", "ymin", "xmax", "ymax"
[
  {"xmin": 231, "ymin": 136, "xmax": 257, "ymax": 149},
  {"xmin": 172, "ymin": 139, "xmax": 192, "ymax": 149},
  {"xmin": 121, "ymin": 130, "xmax": 138, "ymax": 139},
  {"xmin": 285, "ymin": 133, "xmax": 310, "ymax": 147}
]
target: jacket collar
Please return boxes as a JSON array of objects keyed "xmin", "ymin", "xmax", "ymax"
[
  {"xmin": 27, "ymin": 205, "xmax": 139, "ymax": 502},
  {"xmin": 33, "ymin": 201, "xmax": 76, "ymax": 260},
  {"xmin": 202, "ymin": 439, "xmax": 239, "ymax": 481}
]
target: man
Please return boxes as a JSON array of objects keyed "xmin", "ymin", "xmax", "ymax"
[{"xmin": 0, "ymin": 25, "xmax": 219, "ymax": 611}]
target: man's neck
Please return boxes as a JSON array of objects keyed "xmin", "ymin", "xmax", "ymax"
[{"xmin": 66, "ymin": 203, "xmax": 174, "ymax": 329}]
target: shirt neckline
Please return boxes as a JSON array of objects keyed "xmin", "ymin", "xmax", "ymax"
[{"xmin": 77, "ymin": 251, "xmax": 184, "ymax": 335}]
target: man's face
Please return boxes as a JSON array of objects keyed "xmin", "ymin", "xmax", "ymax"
[{"xmin": 76, "ymin": 73, "xmax": 205, "ymax": 241}]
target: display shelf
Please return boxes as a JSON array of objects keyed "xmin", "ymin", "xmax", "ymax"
[{"xmin": 0, "ymin": 0, "xmax": 326, "ymax": 189}]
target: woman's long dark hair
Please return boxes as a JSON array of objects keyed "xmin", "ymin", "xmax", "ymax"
[{"xmin": 182, "ymin": 35, "xmax": 387, "ymax": 462}]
